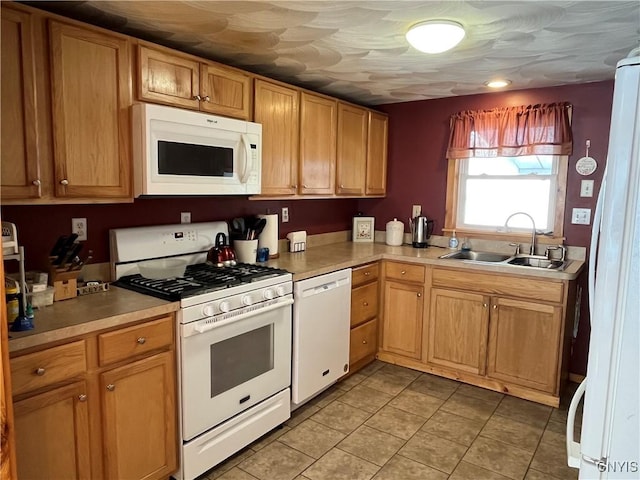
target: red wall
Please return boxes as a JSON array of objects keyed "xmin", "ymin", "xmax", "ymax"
[
  {"xmin": 1, "ymin": 197, "xmax": 358, "ymax": 270},
  {"xmin": 357, "ymin": 80, "xmax": 616, "ymax": 375}
]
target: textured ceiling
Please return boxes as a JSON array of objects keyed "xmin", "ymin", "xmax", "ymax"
[{"xmin": 30, "ymin": 1, "xmax": 640, "ymax": 105}]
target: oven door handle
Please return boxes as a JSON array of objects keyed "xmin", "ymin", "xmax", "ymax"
[{"xmin": 183, "ymin": 298, "xmax": 293, "ymax": 338}]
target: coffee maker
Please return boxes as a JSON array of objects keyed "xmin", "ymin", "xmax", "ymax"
[{"xmin": 409, "ymin": 216, "xmax": 434, "ymax": 248}]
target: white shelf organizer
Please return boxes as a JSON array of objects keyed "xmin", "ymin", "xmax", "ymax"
[{"xmin": 2, "ymin": 222, "xmax": 28, "ymax": 311}]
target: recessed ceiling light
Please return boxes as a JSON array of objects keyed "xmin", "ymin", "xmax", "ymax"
[
  {"xmin": 484, "ymin": 79, "xmax": 512, "ymax": 88},
  {"xmin": 406, "ymin": 20, "xmax": 466, "ymax": 54}
]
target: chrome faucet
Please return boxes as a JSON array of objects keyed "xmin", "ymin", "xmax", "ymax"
[{"xmin": 505, "ymin": 212, "xmax": 537, "ymax": 256}]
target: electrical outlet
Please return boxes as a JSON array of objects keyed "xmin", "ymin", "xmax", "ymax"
[
  {"xmin": 181, "ymin": 212, "xmax": 191, "ymax": 224},
  {"xmin": 580, "ymin": 179, "xmax": 594, "ymax": 197},
  {"xmin": 72, "ymin": 218, "xmax": 87, "ymax": 241},
  {"xmin": 571, "ymin": 208, "xmax": 591, "ymax": 225},
  {"xmin": 282, "ymin": 207, "xmax": 289, "ymax": 223},
  {"xmin": 412, "ymin": 205, "xmax": 422, "ymax": 218}
]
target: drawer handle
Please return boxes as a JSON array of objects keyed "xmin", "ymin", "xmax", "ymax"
[
  {"xmin": 362, "ymin": 340, "xmax": 367, "ymax": 344},
  {"xmin": 401, "ymin": 270, "xmax": 406, "ymax": 275},
  {"xmin": 35, "ymin": 368, "xmax": 46, "ymax": 376},
  {"xmin": 363, "ymin": 301, "xmax": 369, "ymax": 306},
  {"xmin": 78, "ymin": 394, "xmax": 87, "ymax": 402},
  {"xmin": 137, "ymin": 337, "xmax": 146, "ymax": 345},
  {"xmin": 106, "ymin": 384, "xmax": 115, "ymax": 392},
  {"xmin": 417, "ymin": 293, "xmax": 422, "ymax": 297}
]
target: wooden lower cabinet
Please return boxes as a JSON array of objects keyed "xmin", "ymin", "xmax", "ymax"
[
  {"xmin": 381, "ymin": 280, "xmax": 424, "ymax": 360},
  {"xmin": 428, "ymin": 288, "xmax": 489, "ymax": 375},
  {"xmin": 348, "ymin": 263, "xmax": 379, "ymax": 373},
  {"xmin": 350, "ymin": 319, "xmax": 378, "ymax": 367},
  {"xmin": 10, "ymin": 314, "xmax": 178, "ymax": 480},
  {"xmin": 486, "ymin": 297, "xmax": 562, "ymax": 393},
  {"xmin": 14, "ymin": 381, "xmax": 91, "ymax": 479},
  {"xmin": 101, "ymin": 351, "xmax": 177, "ymax": 480}
]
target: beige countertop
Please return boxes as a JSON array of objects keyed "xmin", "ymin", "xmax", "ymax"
[
  {"xmin": 267, "ymin": 241, "xmax": 584, "ymax": 282},
  {"xmin": 8, "ymin": 241, "xmax": 583, "ymax": 354},
  {"xmin": 8, "ymin": 286, "xmax": 179, "ymax": 353}
]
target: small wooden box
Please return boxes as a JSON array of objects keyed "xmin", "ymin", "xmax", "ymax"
[{"xmin": 49, "ymin": 268, "xmax": 81, "ymax": 301}]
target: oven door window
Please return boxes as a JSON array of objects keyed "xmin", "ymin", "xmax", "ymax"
[
  {"xmin": 210, "ymin": 324, "xmax": 274, "ymax": 397},
  {"xmin": 158, "ymin": 141, "xmax": 233, "ymax": 177}
]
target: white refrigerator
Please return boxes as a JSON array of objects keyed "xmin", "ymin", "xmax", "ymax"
[{"xmin": 566, "ymin": 52, "xmax": 640, "ymax": 478}]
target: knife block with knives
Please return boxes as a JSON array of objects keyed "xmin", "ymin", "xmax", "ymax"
[{"xmin": 48, "ymin": 234, "xmax": 87, "ymax": 301}]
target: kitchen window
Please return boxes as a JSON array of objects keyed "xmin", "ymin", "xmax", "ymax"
[{"xmin": 445, "ymin": 102, "xmax": 572, "ymax": 240}]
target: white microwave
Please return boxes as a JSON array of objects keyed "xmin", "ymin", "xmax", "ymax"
[{"xmin": 132, "ymin": 103, "xmax": 262, "ymax": 196}]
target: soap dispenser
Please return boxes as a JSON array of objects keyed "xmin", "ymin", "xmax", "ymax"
[{"xmin": 448, "ymin": 231, "xmax": 459, "ymax": 250}]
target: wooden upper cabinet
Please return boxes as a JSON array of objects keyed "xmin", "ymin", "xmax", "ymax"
[
  {"xmin": 200, "ymin": 63, "xmax": 251, "ymax": 119},
  {"xmin": 366, "ymin": 111, "xmax": 388, "ymax": 196},
  {"xmin": 336, "ymin": 103, "xmax": 367, "ymax": 195},
  {"xmin": 137, "ymin": 45, "xmax": 251, "ymax": 120},
  {"xmin": 1, "ymin": 7, "xmax": 41, "ymax": 199},
  {"xmin": 138, "ymin": 45, "xmax": 200, "ymax": 110},
  {"xmin": 254, "ymin": 79, "xmax": 299, "ymax": 195},
  {"xmin": 49, "ymin": 21, "xmax": 132, "ymax": 198},
  {"xmin": 299, "ymin": 92, "xmax": 337, "ymax": 195}
]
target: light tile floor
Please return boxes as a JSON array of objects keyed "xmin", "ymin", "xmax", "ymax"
[{"xmin": 199, "ymin": 361, "xmax": 583, "ymax": 480}]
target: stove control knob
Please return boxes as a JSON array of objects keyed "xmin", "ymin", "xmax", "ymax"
[
  {"xmin": 263, "ymin": 289, "xmax": 275, "ymax": 300},
  {"xmin": 202, "ymin": 304, "xmax": 215, "ymax": 317},
  {"xmin": 219, "ymin": 301, "xmax": 231, "ymax": 313},
  {"xmin": 276, "ymin": 286, "xmax": 287, "ymax": 297},
  {"xmin": 242, "ymin": 295, "xmax": 253, "ymax": 306}
]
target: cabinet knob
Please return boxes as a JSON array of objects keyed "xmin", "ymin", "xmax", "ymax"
[
  {"xmin": 363, "ymin": 301, "xmax": 369, "ymax": 306},
  {"xmin": 106, "ymin": 384, "xmax": 115, "ymax": 391},
  {"xmin": 303, "ymin": 184, "xmax": 308, "ymax": 188},
  {"xmin": 78, "ymin": 394, "xmax": 87, "ymax": 402},
  {"xmin": 401, "ymin": 270, "xmax": 406, "ymax": 275},
  {"xmin": 492, "ymin": 304, "xmax": 497, "ymax": 309},
  {"xmin": 136, "ymin": 337, "xmax": 146, "ymax": 345},
  {"xmin": 32, "ymin": 179, "xmax": 41, "ymax": 186},
  {"xmin": 417, "ymin": 293, "xmax": 422, "ymax": 297},
  {"xmin": 483, "ymin": 303, "xmax": 488, "ymax": 308},
  {"xmin": 60, "ymin": 179, "xmax": 69, "ymax": 186},
  {"xmin": 35, "ymin": 367, "xmax": 46, "ymax": 376},
  {"xmin": 340, "ymin": 184, "xmax": 345, "ymax": 188},
  {"xmin": 362, "ymin": 340, "xmax": 367, "ymax": 344},
  {"xmin": 292, "ymin": 185, "xmax": 298, "ymax": 189},
  {"xmin": 193, "ymin": 94, "xmax": 202, "ymax": 101},
  {"xmin": 203, "ymin": 95, "xmax": 210, "ymax": 102},
  {"xmin": 364, "ymin": 272, "xmax": 370, "ymax": 276}
]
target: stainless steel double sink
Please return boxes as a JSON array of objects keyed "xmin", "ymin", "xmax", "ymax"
[{"xmin": 438, "ymin": 250, "xmax": 570, "ymax": 271}]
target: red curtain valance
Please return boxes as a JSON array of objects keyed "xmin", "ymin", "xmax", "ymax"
[{"xmin": 446, "ymin": 102, "xmax": 573, "ymax": 158}]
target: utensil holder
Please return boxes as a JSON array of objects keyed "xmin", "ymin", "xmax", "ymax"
[
  {"xmin": 234, "ymin": 240, "xmax": 258, "ymax": 264},
  {"xmin": 49, "ymin": 267, "xmax": 81, "ymax": 301}
]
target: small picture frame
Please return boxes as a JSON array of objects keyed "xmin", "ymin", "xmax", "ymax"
[{"xmin": 352, "ymin": 216, "xmax": 375, "ymax": 243}]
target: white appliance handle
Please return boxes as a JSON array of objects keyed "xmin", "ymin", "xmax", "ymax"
[
  {"xmin": 567, "ymin": 378, "xmax": 587, "ymax": 468},
  {"xmin": 588, "ymin": 167, "xmax": 606, "ymax": 317},
  {"xmin": 184, "ymin": 298, "xmax": 293, "ymax": 337},
  {"xmin": 240, "ymin": 133, "xmax": 252, "ymax": 183}
]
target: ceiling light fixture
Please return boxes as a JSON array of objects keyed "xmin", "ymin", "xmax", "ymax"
[
  {"xmin": 484, "ymin": 79, "xmax": 512, "ymax": 88},
  {"xmin": 406, "ymin": 20, "xmax": 466, "ymax": 54}
]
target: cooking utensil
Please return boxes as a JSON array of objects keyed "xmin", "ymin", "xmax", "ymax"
[
  {"xmin": 52, "ymin": 234, "xmax": 79, "ymax": 265},
  {"xmin": 250, "ymin": 218, "xmax": 267, "ymax": 240},
  {"xmin": 49, "ymin": 235, "xmax": 68, "ymax": 257},
  {"xmin": 61, "ymin": 243, "xmax": 83, "ymax": 269}
]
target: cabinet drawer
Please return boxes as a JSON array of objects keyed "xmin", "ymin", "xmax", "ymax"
[
  {"xmin": 432, "ymin": 268, "xmax": 564, "ymax": 303},
  {"xmin": 98, "ymin": 316, "xmax": 174, "ymax": 366},
  {"xmin": 351, "ymin": 282, "xmax": 378, "ymax": 327},
  {"xmin": 11, "ymin": 340, "xmax": 86, "ymax": 396},
  {"xmin": 350, "ymin": 319, "xmax": 377, "ymax": 365},
  {"xmin": 384, "ymin": 261, "xmax": 425, "ymax": 283},
  {"xmin": 352, "ymin": 263, "xmax": 379, "ymax": 287}
]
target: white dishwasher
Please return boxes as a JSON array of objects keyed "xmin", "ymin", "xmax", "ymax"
[{"xmin": 292, "ymin": 268, "xmax": 352, "ymax": 408}]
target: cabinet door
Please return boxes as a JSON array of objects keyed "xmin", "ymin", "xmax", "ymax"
[
  {"xmin": 200, "ymin": 63, "xmax": 251, "ymax": 119},
  {"xmin": 101, "ymin": 351, "xmax": 177, "ymax": 480},
  {"xmin": 366, "ymin": 112, "xmax": 388, "ymax": 196},
  {"xmin": 137, "ymin": 45, "xmax": 200, "ymax": 110},
  {"xmin": 381, "ymin": 280, "xmax": 424, "ymax": 359},
  {"xmin": 49, "ymin": 21, "xmax": 132, "ymax": 198},
  {"xmin": 14, "ymin": 381, "xmax": 91, "ymax": 480},
  {"xmin": 487, "ymin": 297, "xmax": 562, "ymax": 393},
  {"xmin": 1, "ymin": 7, "xmax": 41, "ymax": 199},
  {"xmin": 428, "ymin": 288, "xmax": 490, "ymax": 375},
  {"xmin": 254, "ymin": 80, "xmax": 299, "ymax": 195},
  {"xmin": 299, "ymin": 92, "xmax": 337, "ymax": 195},
  {"xmin": 336, "ymin": 103, "xmax": 367, "ymax": 195}
]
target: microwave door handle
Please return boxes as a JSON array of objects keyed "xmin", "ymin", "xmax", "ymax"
[{"xmin": 240, "ymin": 133, "xmax": 252, "ymax": 183}]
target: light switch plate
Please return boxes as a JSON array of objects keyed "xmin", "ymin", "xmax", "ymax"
[
  {"xmin": 580, "ymin": 179, "xmax": 594, "ymax": 197},
  {"xmin": 571, "ymin": 208, "xmax": 591, "ymax": 225}
]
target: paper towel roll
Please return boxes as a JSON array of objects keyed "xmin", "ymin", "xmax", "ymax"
[{"xmin": 257, "ymin": 214, "xmax": 279, "ymax": 257}]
